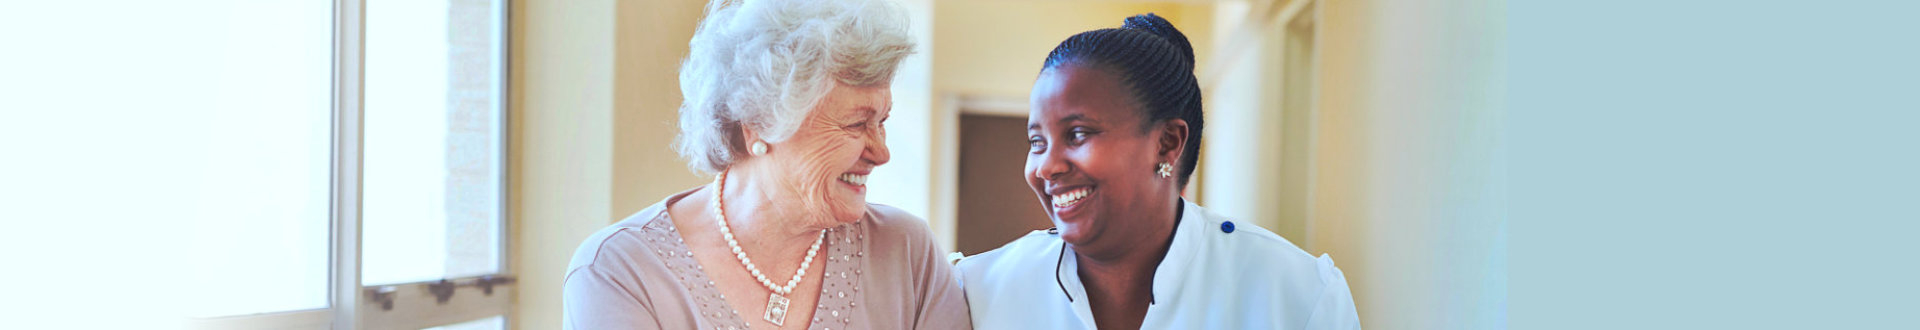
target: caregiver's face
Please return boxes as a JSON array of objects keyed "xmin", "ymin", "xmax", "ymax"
[
  {"xmin": 1026, "ymin": 65, "xmax": 1164, "ymax": 246},
  {"xmin": 770, "ymin": 81, "xmax": 893, "ymax": 225}
]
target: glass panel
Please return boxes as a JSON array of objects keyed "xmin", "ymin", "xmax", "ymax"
[
  {"xmin": 362, "ymin": 0, "xmax": 507, "ymax": 285},
  {"xmin": 426, "ymin": 315, "xmax": 506, "ymax": 330},
  {"xmin": 184, "ymin": 0, "xmax": 335, "ymax": 318}
]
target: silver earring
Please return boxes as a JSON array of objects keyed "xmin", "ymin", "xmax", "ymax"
[
  {"xmin": 1156, "ymin": 162, "xmax": 1174, "ymax": 178},
  {"xmin": 750, "ymin": 140, "xmax": 769, "ymax": 156}
]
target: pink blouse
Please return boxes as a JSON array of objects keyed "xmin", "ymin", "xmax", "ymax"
[{"xmin": 563, "ymin": 187, "xmax": 972, "ymax": 329}]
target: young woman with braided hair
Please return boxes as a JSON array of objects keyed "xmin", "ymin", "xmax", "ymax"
[{"xmin": 955, "ymin": 13, "xmax": 1361, "ymax": 329}]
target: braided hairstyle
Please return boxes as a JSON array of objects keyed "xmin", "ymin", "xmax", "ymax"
[{"xmin": 1042, "ymin": 13, "xmax": 1204, "ymax": 187}]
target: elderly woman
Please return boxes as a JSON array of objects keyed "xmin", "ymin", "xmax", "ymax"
[
  {"xmin": 956, "ymin": 14, "xmax": 1361, "ymax": 329},
  {"xmin": 562, "ymin": 0, "xmax": 969, "ymax": 329}
]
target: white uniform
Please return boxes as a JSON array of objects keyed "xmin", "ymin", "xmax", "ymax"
[{"xmin": 956, "ymin": 200, "xmax": 1361, "ymax": 329}]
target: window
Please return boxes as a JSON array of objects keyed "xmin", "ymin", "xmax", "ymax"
[
  {"xmin": 190, "ymin": 0, "xmax": 512, "ymax": 329},
  {"xmin": 186, "ymin": 0, "xmax": 336, "ymax": 321},
  {"xmin": 362, "ymin": 0, "xmax": 506, "ymax": 287}
]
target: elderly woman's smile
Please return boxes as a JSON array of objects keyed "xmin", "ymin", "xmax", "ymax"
[
  {"xmin": 563, "ymin": 0, "xmax": 970, "ymax": 328},
  {"xmin": 838, "ymin": 172, "xmax": 869, "ymax": 187},
  {"xmin": 754, "ymin": 82, "xmax": 894, "ymax": 223}
]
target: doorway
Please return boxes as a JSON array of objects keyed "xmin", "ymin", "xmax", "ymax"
[{"xmin": 954, "ymin": 114, "xmax": 1053, "ymax": 255}]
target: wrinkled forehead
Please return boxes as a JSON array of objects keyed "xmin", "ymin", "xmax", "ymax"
[{"xmin": 813, "ymin": 83, "xmax": 894, "ymax": 120}]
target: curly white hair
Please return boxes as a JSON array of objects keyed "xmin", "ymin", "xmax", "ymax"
[{"xmin": 674, "ymin": 0, "xmax": 915, "ymax": 174}]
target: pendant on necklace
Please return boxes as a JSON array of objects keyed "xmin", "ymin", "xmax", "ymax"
[{"xmin": 764, "ymin": 292, "xmax": 792, "ymax": 326}]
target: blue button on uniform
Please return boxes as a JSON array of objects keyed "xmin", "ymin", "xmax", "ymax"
[{"xmin": 1220, "ymin": 221, "xmax": 1236, "ymax": 233}]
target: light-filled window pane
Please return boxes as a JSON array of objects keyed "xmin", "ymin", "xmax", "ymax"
[
  {"xmin": 186, "ymin": 0, "xmax": 334, "ymax": 318},
  {"xmin": 362, "ymin": 0, "xmax": 507, "ymax": 286}
]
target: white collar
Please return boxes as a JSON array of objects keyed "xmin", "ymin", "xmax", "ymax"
[{"xmin": 1051, "ymin": 199, "xmax": 1210, "ymax": 320}]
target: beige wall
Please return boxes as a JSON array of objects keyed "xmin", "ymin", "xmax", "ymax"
[
  {"xmin": 1200, "ymin": 0, "xmax": 1507, "ymax": 328},
  {"xmin": 612, "ymin": 1, "xmax": 710, "ymax": 222},
  {"xmin": 1308, "ymin": 0, "xmax": 1508, "ymax": 328},
  {"xmin": 508, "ymin": 0, "xmax": 611, "ymax": 327},
  {"xmin": 932, "ymin": 1, "xmax": 1213, "ymax": 100},
  {"xmin": 510, "ymin": 0, "xmax": 707, "ymax": 328}
]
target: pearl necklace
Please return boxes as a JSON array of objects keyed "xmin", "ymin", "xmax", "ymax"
[{"xmin": 711, "ymin": 170, "xmax": 824, "ymax": 326}]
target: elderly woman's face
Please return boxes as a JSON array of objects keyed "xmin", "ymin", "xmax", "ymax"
[
  {"xmin": 767, "ymin": 82, "xmax": 892, "ymax": 224},
  {"xmin": 1025, "ymin": 65, "xmax": 1168, "ymax": 247}
]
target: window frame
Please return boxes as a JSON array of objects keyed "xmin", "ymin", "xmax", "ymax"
[{"xmin": 189, "ymin": 0, "xmax": 514, "ymax": 328}]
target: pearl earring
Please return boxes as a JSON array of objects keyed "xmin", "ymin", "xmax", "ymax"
[
  {"xmin": 1156, "ymin": 162, "xmax": 1174, "ymax": 178},
  {"xmin": 750, "ymin": 140, "xmax": 769, "ymax": 156}
]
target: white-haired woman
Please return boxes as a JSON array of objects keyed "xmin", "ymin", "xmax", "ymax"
[{"xmin": 562, "ymin": 0, "xmax": 969, "ymax": 329}]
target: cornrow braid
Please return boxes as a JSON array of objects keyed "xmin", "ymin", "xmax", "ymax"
[{"xmin": 1041, "ymin": 13, "xmax": 1205, "ymax": 187}]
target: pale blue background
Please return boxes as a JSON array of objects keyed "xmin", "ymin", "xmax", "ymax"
[{"xmin": 1513, "ymin": 0, "xmax": 1920, "ymax": 328}]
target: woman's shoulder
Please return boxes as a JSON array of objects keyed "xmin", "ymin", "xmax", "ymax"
[
  {"xmin": 1184, "ymin": 203, "xmax": 1347, "ymax": 287},
  {"xmin": 855, "ymin": 203, "xmax": 962, "ymax": 282},
  {"xmin": 860, "ymin": 203, "xmax": 937, "ymax": 243},
  {"xmin": 567, "ymin": 196, "xmax": 679, "ymax": 276},
  {"xmin": 952, "ymin": 228, "xmax": 1058, "ymax": 281}
]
